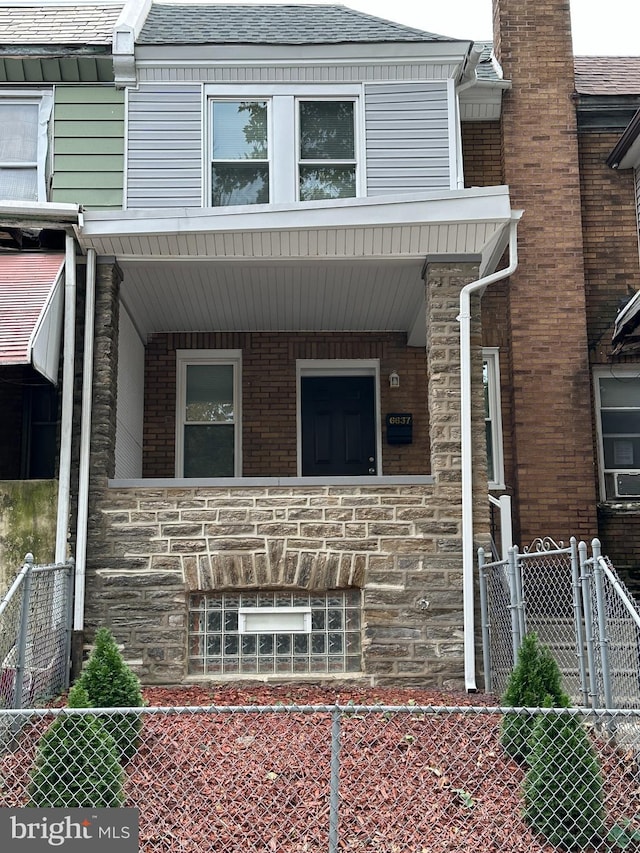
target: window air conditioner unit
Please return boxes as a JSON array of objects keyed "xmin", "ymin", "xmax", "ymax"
[{"xmin": 614, "ymin": 472, "xmax": 640, "ymax": 498}]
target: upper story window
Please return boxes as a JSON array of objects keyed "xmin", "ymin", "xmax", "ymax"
[
  {"xmin": 0, "ymin": 92, "xmax": 52, "ymax": 202},
  {"xmin": 211, "ymin": 100, "xmax": 269, "ymax": 207},
  {"xmin": 206, "ymin": 86, "xmax": 360, "ymax": 207},
  {"xmin": 298, "ymin": 100, "xmax": 356, "ymax": 201},
  {"xmin": 594, "ymin": 368, "xmax": 640, "ymax": 500}
]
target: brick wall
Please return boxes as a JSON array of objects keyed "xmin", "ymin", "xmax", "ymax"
[
  {"xmin": 144, "ymin": 332, "xmax": 430, "ymax": 478},
  {"xmin": 578, "ymin": 130, "xmax": 640, "ymax": 365},
  {"xmin": 462, "ymin": 121, "xmax": 502, "ymax": 189},
  {"xmin": 492, "ymin": 0, "xmax": 598, "ymax": 545}
]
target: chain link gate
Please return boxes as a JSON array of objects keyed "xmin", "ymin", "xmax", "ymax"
[
  {"xmin": 1, "ymin": 702, "xmax": 640, "ymax": 852},
  {"xmin": 479, "ymin": 537, "xmax": 640, "ymax": 711}
]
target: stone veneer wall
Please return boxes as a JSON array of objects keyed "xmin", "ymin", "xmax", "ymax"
[
  {"xmin": 85, "ymin": 260, "xmax": 489, "ymax": 687},
  {"xmin": 85, "ymin": 482, "xmax": 468, "ymax": 685}
]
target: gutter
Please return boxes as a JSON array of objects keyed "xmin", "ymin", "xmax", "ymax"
[
  {"xmin": 459, "ymin": 212, "xmax": 522, "ymax": 692},
  {"xmin": 54, "ymin": 234, "xmax": 77, "ymax": 564}
]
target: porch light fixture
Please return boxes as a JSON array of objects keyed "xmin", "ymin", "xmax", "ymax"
[{"xmin": 389, "ymin": 370, "xmax": 400, "ymax": 388}]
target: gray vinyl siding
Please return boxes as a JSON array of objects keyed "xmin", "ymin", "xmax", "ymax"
[
  {"xmin": 127, "ymin": 84, "xmax": 203, "ymax": 209},
  {"xmin": 364, "ymin": 82, "xmax": 451, "ymax": 195}
]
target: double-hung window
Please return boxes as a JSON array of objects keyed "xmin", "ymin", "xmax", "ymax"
[
  {"xmin": 298, "ymin": 100, "xmax": 356, "ymax": 201},
  {"xmin": 594, "ymin": 368, "xmax": 640, "ymax": 500},
  {"xmin": 0, "ymin": 92, "xmax": 52, "ymax": 202},
  {"xmin": 210, "ymin": 100, "xmax": 269, "ymax": 207},
  {"xmin": 207, "ymin": 87, "xmax": 360, "ymax": 207},
  {"xmin": 176, "ymin": 350, "xmax": 242, "ymax": 477}
]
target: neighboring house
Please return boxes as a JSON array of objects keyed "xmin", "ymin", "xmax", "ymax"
[
  {"xmin": 0, "ymin": 1, "xmax": 124, "ymax": 583},
  {"xmin": 1, "ymin": 0, "xmax": 639, "ymax": 690}
]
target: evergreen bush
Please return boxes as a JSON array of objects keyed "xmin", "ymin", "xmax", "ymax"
[
  {"xmin": 76, "ymin": 627, "xmax": 144, "ymax": 762},
  {"xmin": 500, "ymin": 632, "xmax": 569, "ymax": 762},
  {"xmin": 28, "ymin": 683, "xmax": 124, "ymax": 807},
  {"xmin": 523, "ymin": 697, "xmax": 605, "ymax": 849}
]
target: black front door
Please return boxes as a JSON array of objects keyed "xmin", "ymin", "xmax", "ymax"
[{"xmin": 301, "ymin": 376, "xmax": 376, "ymax": 476}]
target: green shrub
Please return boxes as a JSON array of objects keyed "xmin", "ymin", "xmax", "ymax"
[
  {"xmin": 76, "ymin": 627, "xmax": 144, "ymax": 762},
  {"xmin": 501, "ymin": 632, "xmax": 569, "ymax": 762},
  {"xmin": 523, "ymin": 697, "xmax": 605, "ymax": 849},
  {"xmin": 28, "ymin": 683, "xmax": 124, "ymax": 807}
]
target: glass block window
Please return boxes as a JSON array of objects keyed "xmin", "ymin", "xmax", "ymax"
[{"xmin": 188, "ymin": 590, "xmax": 362, "ymax": 675}]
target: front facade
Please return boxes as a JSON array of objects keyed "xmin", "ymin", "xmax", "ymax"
[{"xmin": 1, "ymin": 0, "xmax": 640, "ymax": 688}]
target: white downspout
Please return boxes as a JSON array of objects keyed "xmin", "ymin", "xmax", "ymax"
[
  {"xmin": 55, "ymin": 234, "xmax": 77, "ymax": 564},
  {"xmin": 73, "ymin": 248, "xmax": 97, "ymax": 633},
  {"xmin": 459, "ymin": 213, "xmax": 522, "ymax": 691}
]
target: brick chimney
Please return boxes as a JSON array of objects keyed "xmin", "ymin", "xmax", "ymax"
[{"xmin": 492, "ymin": 0, "xmax": 597, "ymax": 544}]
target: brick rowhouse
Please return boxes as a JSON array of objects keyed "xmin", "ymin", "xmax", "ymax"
[{"xmin": 492, "ymin": 0, "xmax": 598, "ymax": 544}]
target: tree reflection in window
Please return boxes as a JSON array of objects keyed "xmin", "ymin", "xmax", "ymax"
[
  {"xmin": 299, "ymin": 101, "xmax": 356, "ymax": 201},
  {"xmin": 211, "ymin": 100, "xmax": 269, "ymax": 206}
]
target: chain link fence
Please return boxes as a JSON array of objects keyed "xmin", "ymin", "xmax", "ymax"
[
  {"xmin": 586, "ymin": 546, "xmax": 640, "ymax": 715},
  {"xmin": 1, "ymin": 702, "xmax": 639, "ymax": 852},
  {"xmin": 479, "ymin": 538, "xmax": 640, "ymax": 712},
  {"xmin": 0, "ymin": 555, "xmax": 73, "ymax": 711}
]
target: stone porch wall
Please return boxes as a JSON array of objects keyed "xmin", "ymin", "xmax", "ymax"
[{"xmin": 85, "ymin": 482, "xmax": 467, "ymax": 686}]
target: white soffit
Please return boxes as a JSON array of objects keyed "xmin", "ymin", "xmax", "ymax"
[{"xmin": 81, "ymin": 187, "xmax": 513, "ymax": 260}]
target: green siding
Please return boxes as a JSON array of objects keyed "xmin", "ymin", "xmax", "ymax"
[
  {"xmin": 52, "ymin": 188, "xmax": 124, "ymax": 207},
  {"xmin": 51, "ymin": 86, "xmax": 125, "ymax": 210}
]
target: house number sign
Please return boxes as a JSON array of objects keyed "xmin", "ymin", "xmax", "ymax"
[{"xmin": 385, "ymin": 413, "xmax": 413, "ymax": 444}]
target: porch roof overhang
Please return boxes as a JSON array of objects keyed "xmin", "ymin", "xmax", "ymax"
[
  {"xmin": 80, "ymin": 186, "xmax": 514, "ymax": 345},
  {"xmin": 0, "ymin": 252, "xmax": 65, "ymax": 383}
]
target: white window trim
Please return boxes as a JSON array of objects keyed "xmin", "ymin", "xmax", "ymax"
[
  {"xmin": 296, "ymin": 359, "xmax": 381, "ymax": 477},
  {"xmin": 204, "ymin": 84, "xmax": 362, "ymax": 206},
  {"xmin": 483, "ymin": 348, "xmax": 505, "ymax": 490},
  {"xmin": 295, "ymin": 95, "xmax": 360, "ymax": 202},
  {"xmin": 0, "ymin": 90, "xmax": 52, "ymax": 203},
  {"xmin": 175, "ymin": 349, "xmax": 242, "ymax": 477},
  {"xmin": 593, "ymin": 366, "xmax": 640, "ymax": 501}
]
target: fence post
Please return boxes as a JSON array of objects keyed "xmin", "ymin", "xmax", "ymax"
[
  {"xmin": 329, "ymin": 707, "xmax": 341, "ymax": 853},
  {"xmin": 591, "ymin": 539, "xmax": 614, "ymax": 716},
  {"xmin": 570, "ymin": 537, "xmax": 589, "ymax": 707},
  {"xmin": 63, "ymin": 560, "xmax": 74, "ymax": 691},
  {"xmin": 12, "ymin": 553, "xmax": 34, "ymax": 710},
  {"xmin": 507, "ymin": 545, "xmax": 522, "ymax": 662},
  {"xmin": 579, "ymin": 540, "xmax": 599, "ymax": 709},
  {"xmin": 478, "ymin": 547, "xmax": 492, "ymax": 693}
]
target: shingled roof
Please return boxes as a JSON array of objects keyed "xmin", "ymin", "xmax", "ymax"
[
  {"xmin": 574, "ymin": 56, "xmax": 640, "ymax": 96},
  {"xmin": 0, "ymin": 2, "xmax": 123, "ymax": 44},
  {"xmin": 137, "ymin": 3, "xmax": 456, "ymax": 45}
]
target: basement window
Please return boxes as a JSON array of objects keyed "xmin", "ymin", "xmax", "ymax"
[{"xmin": 188, "ymin": 590, "xmax": 362, "ymax": 675}]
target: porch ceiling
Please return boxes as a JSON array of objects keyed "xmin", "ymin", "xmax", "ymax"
[
  {"xmin": 82, "ymin": 187, "xmax": 515, "ymax": 345},
  {"xmin": 119, "ymin": 257, "xmax": 426, "ymax": 341}
]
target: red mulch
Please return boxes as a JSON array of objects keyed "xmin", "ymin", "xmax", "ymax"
[{"xmin": 2, "ymin": 685, "xmax": 637, "ymax": 853}]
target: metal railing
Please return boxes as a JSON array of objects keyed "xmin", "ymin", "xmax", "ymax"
[
  {"xmin": 1, "ymin": 702, "xmax": 639, "ymax": 852},
  {"xmin": 0, "ymin": 554, "xmax": 73, "ymax": 710}
]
